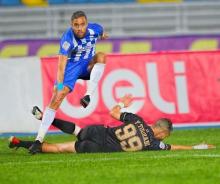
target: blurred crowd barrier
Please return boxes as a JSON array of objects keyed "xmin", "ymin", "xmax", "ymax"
[{"xmin": 0, "ymin": 35, "xmax": 220, "ymax": 58}]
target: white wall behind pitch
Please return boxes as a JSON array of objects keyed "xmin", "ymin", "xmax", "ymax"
[{"xmin": 0, "ymin": 57, "xmax": 43, "ymax": 133}]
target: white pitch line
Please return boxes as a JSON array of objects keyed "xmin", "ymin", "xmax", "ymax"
[{"xmin": 1, "ymin": 154, "xmax": 220, "ymax": 166}]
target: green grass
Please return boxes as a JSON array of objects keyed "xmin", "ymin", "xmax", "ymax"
[{"xmin": 0, "ymin": 128, "xmax": 220, "ymax": 184}]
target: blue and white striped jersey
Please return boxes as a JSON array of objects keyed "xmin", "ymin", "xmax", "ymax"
[{"xmin": 59, "ymin": 23, "xmax": 103, "ymax": 62}]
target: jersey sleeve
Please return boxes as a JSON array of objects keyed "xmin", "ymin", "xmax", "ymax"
[
  {"xmin": 91, "ymin": 23, "xmax": 104, "ymax": 37},
  {"xmin": 151, "ymin": 140, "xmax": 171, "ymax": 151},
  {"xmin": 120, "ymin": 112, "xmax": 142, "ymax": 124},
  {"xmin": 59, "ymin": 31, "xmax": 73, "ymax": 56}
]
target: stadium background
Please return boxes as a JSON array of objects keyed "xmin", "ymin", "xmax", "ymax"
[{"xmin": 0, "ymin": 1, "xmax": 220, "ymax": 184}]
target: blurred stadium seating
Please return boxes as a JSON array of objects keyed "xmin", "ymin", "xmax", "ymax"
[
  {"xmin": 138, "ymin": 0, "xmax": 181, "ymax": 3},
  {"xmin": 1, "ymin": 0, "xmax": 220, "ymax": 6},
  {"xmin": 1, "ymin": 1, "xmax": 220, "ymax": 40},
  {"xmin": 0, "ymin": 0, "xmax": 21, "ymax": 6}
]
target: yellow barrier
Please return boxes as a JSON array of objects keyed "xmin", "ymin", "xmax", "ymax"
[
  {"xmin": 137, "ymin": 0, "xmax": 182, "ymax": 3},
  {"xmin": 21, "ymin": 0, "xmax": 48, "ymax": 7},
  {"xmin": 1, "ymin": 39, "xmax": 219, "ymax": 58}
]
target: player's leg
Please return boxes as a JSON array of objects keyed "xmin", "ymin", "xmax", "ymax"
[
  {"xmin": 29, "ymin": 63, "xmax": 81, "ymax": 154},
  {"xmin": 38, "ymin": 117, "xmax": 81, "ymax": 136},
  {"xmin": 35, "ymin": 86, "xmax": 70, "ymax": 143},
  {"xmin": 75, "ymin": 140, "xmax": 102, "ymax": 153},
  {"xmin": 80, "ymin": 52, "xmax": 106, "ymax": 108},
  {"xmin": 42, "ymin": 141, "xmax": 76, "ymax": 153},
  {"xmin": 9, "ymin": 136, "xmax": 34, "ymax": 150},
  {"xmin": 52, "ymin": 119, "xmax": 81, "ymax": 135},
  {"xmin": 34, "ymin": 63, "xmax": 81, "ymax": 143},
  {"xmin": 9, "ymin": 136, "xmax": 76, "ymax": 153},
  {"xmin": 32, "ymin": 106, "xmax": 81, "ymax": 135}
]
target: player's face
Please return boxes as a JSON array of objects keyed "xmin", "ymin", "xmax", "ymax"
[
  {"xmin": 157, "ymin": 131, "xmax": 170, "ymax": 141},
  {"xmin": 71, "ymin": 16, "xmax": 88, "ymax": 39}
]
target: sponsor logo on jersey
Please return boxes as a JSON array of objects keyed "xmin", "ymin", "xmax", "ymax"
[{"xmin": 62, "ymin": 41, "xmax": 71, "ymax": 51}]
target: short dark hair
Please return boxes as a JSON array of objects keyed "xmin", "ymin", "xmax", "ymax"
[
  {"xmin": 71, "ymin": 11, "xmax": 87, "ymax": 21},
  {"xmin": 153, "ymin": 118, "xmax": 173, "ymax": 132}
]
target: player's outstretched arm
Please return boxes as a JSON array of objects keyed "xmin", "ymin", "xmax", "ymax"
[
  {"xmin": 170, "ymin": 143, "xmax": 216, "ymax": 150},
  {"xmin": 56, "ymin": 55, "xmax": 68, "ymax": 89},
  {"xmin": 110, "ymin": 94, "xmax": 133, "ymax": 120}
]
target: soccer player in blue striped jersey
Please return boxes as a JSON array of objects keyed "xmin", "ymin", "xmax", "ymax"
[{"xmin": 29, "ymin": 11, "xmax": 108, "ymax": 154}]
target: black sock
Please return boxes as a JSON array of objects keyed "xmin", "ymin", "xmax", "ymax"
[
  {"xmin": 18, "ymin": 141, "xmax": 34, "ymax": 149},
  {"xmin": 52, "ymin": 119, "xmax": 75, "ymax": 135}
]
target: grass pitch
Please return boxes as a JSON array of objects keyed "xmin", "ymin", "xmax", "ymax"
[{"xmin": 0, "ymin": 128, "xmax": 220, "ymax": 184}]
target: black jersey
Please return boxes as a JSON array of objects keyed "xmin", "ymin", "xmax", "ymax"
[{"xmin": 105, "ymin": 112, "xmax": 171, "ymax": 152}]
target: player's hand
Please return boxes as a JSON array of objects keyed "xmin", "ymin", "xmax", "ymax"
[
  {"xmin": 29, "ymin": 140, "xmax": 42, "ymax": 155},
  {"xmin": 207, "ymin": 144, "xmax": 216, "ymax": 149},
  {"xmin": 199, "ymin": 142, "xmax": 216, "ymax": 149},
  {"xmin": 193, "ymin": 143, "xmax": 216, "ymax": 150},
  {"xmin": 100, "ymin": 32, "xmax": 109, "ymax": 40},
  {"xmin": 120, "ymin": 94, "xmax": 133, "ymax": 108}
]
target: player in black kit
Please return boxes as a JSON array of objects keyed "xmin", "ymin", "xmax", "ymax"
[{"xmin": 9, "ymin": 95, "xmax": 215, "ymax": 154}]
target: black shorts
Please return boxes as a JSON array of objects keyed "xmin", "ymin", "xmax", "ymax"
[{"xmin": 75, "ymin": 125, "xmax": 107, "ymax": 153}]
